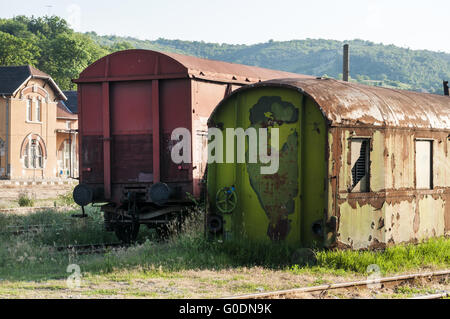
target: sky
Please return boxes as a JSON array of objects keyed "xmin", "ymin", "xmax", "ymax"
[{"xmin": 1, "ymin": 0, "xmax": 449, "ymax": 53}]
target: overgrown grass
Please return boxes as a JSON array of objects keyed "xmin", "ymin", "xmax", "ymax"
[
  {"xmin": 0, "ymin": 207, "xmax": 449, "ymax": 283},
  {"xmin": 307, "ymin": 237, "xmax": 450, "ymax": 275}
]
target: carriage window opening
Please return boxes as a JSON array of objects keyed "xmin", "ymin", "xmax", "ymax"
[
  {"xmin": 351, "ymin": 138, "xmax": 370, "ymax": 192},
  {"xmin": 415, "ymin": 140, "xmax": 433, "ymax": 189}
]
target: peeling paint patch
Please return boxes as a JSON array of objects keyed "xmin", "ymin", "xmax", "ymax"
[
  {"xmin": 249, "ymin": 96, "xmax": 298, "ymax": 126},
  {"xmin": 338, "ymin": 201, "xmax": 385, "ymax": 250},
  {"xmin": 247, "ymin": 132, "xmax": 299, "ymax": 241}
]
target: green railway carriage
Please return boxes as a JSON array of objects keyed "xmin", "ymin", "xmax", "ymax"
[{"xmin": 206, "ymin": 77, "xmax": 450, "ymax": 250}]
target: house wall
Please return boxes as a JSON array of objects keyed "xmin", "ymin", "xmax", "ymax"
[{"xmin": 3, "ymin": 78, "xmax": 78, "ymax": 181}]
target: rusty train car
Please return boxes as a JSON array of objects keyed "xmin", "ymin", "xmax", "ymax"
[
  {"xmin": 72, "ymin": 49, "xmax": 307, "ymax": 242},
  {"xmin": 206, "ymin": 77, "xmax": 450, "ymax": 250}
]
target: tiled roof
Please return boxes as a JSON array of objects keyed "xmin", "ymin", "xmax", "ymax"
[
  {"xmin": 62, "ymin": 91, "xmax": 78, "ymax": 114},
  {"xmin": 57, "ymin": 100, "xmax": 77, "ymax": 120},
  {"xmin": 0, "ymin": 66, "xmax": 32, "ymax": 95},
  {"xmin": 0, "ymin": 65, "xmax": 65, "ymax": 99}
]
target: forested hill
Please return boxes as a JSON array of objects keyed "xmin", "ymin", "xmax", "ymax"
[
  {"xmin": 1, "ymin": 16, "xmax": 449, "ymax": 93},
  {"xmin": 88, "ymin": 34, "xmax": 450, "ymax": 94}
]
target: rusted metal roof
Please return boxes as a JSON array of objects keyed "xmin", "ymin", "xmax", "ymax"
[
  {"xmin": 162, "ymin": 51, "xmax": 312, "ymax": 84},
  {"xmin": 75, "ymin": 50, "xmax": 312, "ymax": 84},
  {"xmin": 215, "ymin": 77, "xmax": 450, "ymax": 130}
]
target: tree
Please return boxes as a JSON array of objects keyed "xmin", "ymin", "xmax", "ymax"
[
  {"xmin": 109, "ymin": 41, "xmax": 135, "ymax": 53},
  {"xmin": 0, "ymin": 17, "xmax": 31, "ymax": 38},
  {"xmin": 27, "ymin": 15, "xmax": 72, "ymax": 39},
  {"xmin": 0, "ymin": 31, "xmax": 38, "ymax": 66},
  {"xmin": 38, "ymin": 33, "xmax": 108, "ymax": 90}
]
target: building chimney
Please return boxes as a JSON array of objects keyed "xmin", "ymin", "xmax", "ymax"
[
  {"xmin": 444, "ymin": 81, "xmax": 449, "ymax": 96},
  {"xmin": 343, "ymin": 44, "xmax": 350, "ymax": 82}
]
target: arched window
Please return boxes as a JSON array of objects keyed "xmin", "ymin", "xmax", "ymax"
[{"xmin": 23, "ymin": 139, "xmax": 44, "ymax": 169}]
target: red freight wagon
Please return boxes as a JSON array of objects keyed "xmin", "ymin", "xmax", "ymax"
[{"xmin": 72, "ymin": 49, "xmax": 306, "ymax": 242}]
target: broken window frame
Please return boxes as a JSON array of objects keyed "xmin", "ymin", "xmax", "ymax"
[{"xmin": 350, "ymin": 137, "xmax": 371, "ymax": 193}]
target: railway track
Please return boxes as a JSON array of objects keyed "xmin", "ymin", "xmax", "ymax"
[
  {"xmin": 2, "ymin": 223, "xmax": 72, "ymax": 235},
  {"xmin": 224, "ymin": 270, "xmax": 450, "ymax": 299},
  {"xmin": 410, "ymin": 291, "xmax": 449, "ymax": 299},
  {"xmin": 1, "ymin": 219, "xmax": 104, "ymax": 236},
  {"xmin": 54, "ymin": 242, "xmax": 129, "ymax": 255},
  {"xmin": 0, "ymin": 206, "xmax": 74, "ymax": 214}
]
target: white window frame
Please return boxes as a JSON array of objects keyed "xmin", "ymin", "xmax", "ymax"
[
  {"xmin": 35, "ymin": 99, "xmax": 41, "ymax": 122},
  {"xmin": 26, "ymin": 99, "xmax": 32, "ymax": 122},
  {"xmin": 415, "ymin": 139, "xmax": 433, "ymax": 190}
]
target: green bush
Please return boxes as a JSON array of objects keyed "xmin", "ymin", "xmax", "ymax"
[
  {"xmin": 56, "ymin": 188, "xmax": 76, "ymax": 207},
  {"xmin": 17, "ymin": 193, "xmax": 34, "ymax": 207}
]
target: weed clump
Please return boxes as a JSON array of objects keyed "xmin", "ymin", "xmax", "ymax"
[
  {"xmin": 17, "ymin": 192, "xmax": 34, "ymax": 207},
  {"xmin": 56, "ymin": 188, "xmax": 76, "ymax": 207}
]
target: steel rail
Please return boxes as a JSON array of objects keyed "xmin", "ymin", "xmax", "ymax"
[
  {"xmin": 0, "ymin": 206, "xmax": 73, "ymax": 213},
  {"xmin": 224, "ymin": 269, "xmax": 450, "ymax": 299},
  {"xmin": 1, "ymin": 220, "xmax": 104, "ymax": 235},
  {"xmin": 1, "ymin": 223, "xmax": 72, "ymax": 235},
  {"xmin": 409, "ymin": 291, "xmax": 450, "ymax": 300},
  {"xmin": 56, "ymin": 242, "xmax": 126, "ymax": 251},
  {"xmin": 55, "ymin": 242, "xmax": 129, "ymax": 255}
]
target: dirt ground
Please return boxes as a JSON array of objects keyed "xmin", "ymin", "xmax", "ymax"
[
  {"xmin": 0, "ymin": 268, "xmax": 448, "ymax": 299},
  {"xmin": 0, "ymin": 182, "xmax": 75, "ymax": 200}
]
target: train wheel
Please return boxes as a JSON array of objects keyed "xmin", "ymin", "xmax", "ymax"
[{"xmin": 114, "ymin": 222, "xmax": 140, "ymax": 244}]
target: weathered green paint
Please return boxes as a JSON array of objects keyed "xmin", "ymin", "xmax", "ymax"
[
  {"xmin": 247, "ymin": 131, "xmax": 299, "ymax": 241},
  {"xmin": 207, "ymin": 87, "xmax": 327, "ymax": 247},
  {"xmin": 249, "ymin": 96, "xmax": 299, "ymax": 126}
]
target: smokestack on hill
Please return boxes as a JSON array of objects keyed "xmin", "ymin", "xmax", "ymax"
[{"xmin": 343, "ymin": 44, "xmax": 350, "ymax": 82}]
